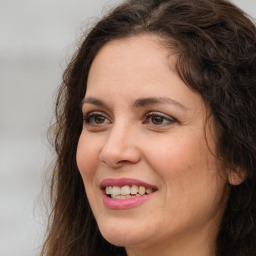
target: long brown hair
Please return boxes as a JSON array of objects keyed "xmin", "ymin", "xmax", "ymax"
[{"xmin": 41, "ymin": 0, "xmax": 256, "ymax": 255}]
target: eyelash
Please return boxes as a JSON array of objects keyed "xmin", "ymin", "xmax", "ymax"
[
  {"xmin": 83, "ymin": 111, "xmax": 176, "ymax": 127},
  {"xmin": 83, "ymin": 112, "xmax": 110, "ymax": 126},
  {"xmin": 143, "ymin": 112, "xmax": 176, "ymax": 126}
]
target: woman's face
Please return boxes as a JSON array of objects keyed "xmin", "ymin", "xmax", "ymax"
[{"xmin": 77, "ymin": 35, "xmax": 229, "ymax": 255}]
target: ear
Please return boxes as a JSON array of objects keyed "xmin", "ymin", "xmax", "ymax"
[{"xmin": 228, "ymin": 169, "xmax": 247, "ymax": 186}]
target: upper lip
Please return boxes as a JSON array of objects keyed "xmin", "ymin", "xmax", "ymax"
[{"xmin": 100, "ymin": 178, "xmax": 158, "ymax": 190}]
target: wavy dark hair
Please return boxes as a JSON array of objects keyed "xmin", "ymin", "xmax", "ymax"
[{"xmin": 41, "ymin": 0, "xmax": 256, "ymax": 255}]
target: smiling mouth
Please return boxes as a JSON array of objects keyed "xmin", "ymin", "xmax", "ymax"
[{"xmin": 105, "ymin": 185, "xmax": 157, "ymax": 199}]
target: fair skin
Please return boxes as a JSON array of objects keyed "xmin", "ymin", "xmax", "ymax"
[{"xmin": 76, "ymin": 35, "xmax": 230, "ymax": 256}]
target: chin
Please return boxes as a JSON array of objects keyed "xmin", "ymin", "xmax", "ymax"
[{"xmin": 97, "ymin": 218, "xmax": 151, "ymax": 247}]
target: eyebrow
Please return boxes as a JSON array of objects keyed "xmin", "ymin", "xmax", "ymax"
[
  {"xmin": 132, "ymin": 97, "xmax": 187, "ymax": 110},
  {"xmin": 81, "ymin": 96, "xmax": 187, "ymax": 110},
  {"xmin": 81, "ymin": 97, "xmax": 108, "ymax": 108}
]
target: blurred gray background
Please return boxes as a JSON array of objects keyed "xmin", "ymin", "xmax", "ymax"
[{"xmin": 0, "ymin": 1, "xmax": 255, "ymax": 255}]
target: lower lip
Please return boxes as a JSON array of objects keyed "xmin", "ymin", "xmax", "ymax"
[{"xmin": 102, "ymin": 192, "xmax": 155, "ymax": 209}]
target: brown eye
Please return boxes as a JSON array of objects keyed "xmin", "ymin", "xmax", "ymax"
[
  {"xmin": 151, "ymin": 116, "xmax": 164, "ymax": 125},
  {"xmin": 83, "ymin": 112, "xmax": 110, "ymax": 126},
  {"xmin": 94, "ymin": 115, "xmax": 106, "ymax": 124},
  {"xmin": 143, "ymin": 112, "xmax": 176, "ymax": 126}
]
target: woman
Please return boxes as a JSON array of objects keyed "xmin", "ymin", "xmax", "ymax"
[{"xmin": 41, "ymin": 0, "xmax": 256, "ymax": 255}]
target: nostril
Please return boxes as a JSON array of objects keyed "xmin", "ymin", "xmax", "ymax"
[
  {"xmin": 99, "ymin": 156, "xmax": 137, "ymax": 168},
  {"xmin": 116, "ymin": 160, "xmax": 130, "ymax": 165}
]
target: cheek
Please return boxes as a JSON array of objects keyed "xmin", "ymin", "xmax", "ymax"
[
  {"xmin": 144, "ymin": 135, "xmax": 203, "ymax": 177},
  {"xmin": 76, "ymin": 134, "xmax": 103, "ymax": 211},
  {"xmin": 143, "ymin": 134, "xmax": 223, "ymax": 200},
  {"xmin": 76, "ymin": 133, "xmax": 100, "ymax": 179}
]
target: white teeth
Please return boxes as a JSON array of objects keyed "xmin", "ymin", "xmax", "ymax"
[
  {"xmin": 130, "ymin": 185, "xmax": 139, "ymax": 194},
  {"xmin": 138, "ymin": 186, "xmax": 146, "ymax": 195},
  {"xmin": 112, "ymin": 186, "xmax": 121, "ymax": 195},
  {"xmin": 105, "ymin": 185, "xmax": 155, "ymax": 199},
  {"xmin": 146, "ymin": 188, "xmax": 153, "ymax": 194},
  {"xmin": 121, "ymin": 185, "xmax": 130, "ymax": 195},
  {"xmin": 111, "ymin": 194, "xmax": 133, "ymax": 199}
]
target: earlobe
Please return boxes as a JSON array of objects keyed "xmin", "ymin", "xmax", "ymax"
[{"xmin": 228, "ymin": 169, "xmax": 247, "ymax": 186}]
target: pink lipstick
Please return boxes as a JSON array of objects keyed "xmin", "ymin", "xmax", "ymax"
[{"xmin": 100, "ymin": 178, "xmax": 157, "ymax": 209}]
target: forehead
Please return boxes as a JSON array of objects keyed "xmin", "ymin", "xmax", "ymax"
[
  {"xmin": 87, "ymin": 35, "xmax": 173, "ymax": 88},
  {"xmin": 86, "ymin": 35, "xmax": 204, "ymax": 112}
]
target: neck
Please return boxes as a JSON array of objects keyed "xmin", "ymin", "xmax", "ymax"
[{"xmin": 125, "ymin": 222, "xmax": 219, "ymax": 256}]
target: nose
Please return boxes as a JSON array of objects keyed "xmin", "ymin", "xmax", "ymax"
[{"xmin": 99, "ymin": 123, "xmax": 141, "ymax": 168}]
